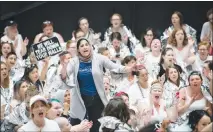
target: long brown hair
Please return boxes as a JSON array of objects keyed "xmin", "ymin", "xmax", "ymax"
[
  {"xmin": 165, "ymin": 65, "xmax": 181, "ymax": 87},
  {"xmin": 0, "ymin": 62, "xmax": 9, "ymax": 88},
  {"xmin": 172, "ymin": 11, "xmax": 184, "ymax": 26},
  {"xmin": 167, "ymin": 28, "xmax": 188, "ymax": 47}
]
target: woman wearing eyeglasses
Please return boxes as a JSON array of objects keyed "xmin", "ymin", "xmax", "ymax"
[
  {"xmin": 191, "ymin": 42, "xmax": 212, "ymax": 72},
  {"xmin": 169, "ymin": 71, "xmax": 212, "ymax": 131},
  {"xmin": 102, "ymin": 13, "xmax": 141, "ymax": 54},
  {"xmin": 135, "ymin": 28, "xmax": 156, "ymax": 55},
  {"xmin": 33, "ymin": 20, "xmax": 64, "ymax": 44}
]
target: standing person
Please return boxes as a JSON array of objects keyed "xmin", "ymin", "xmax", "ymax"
[
  {"xmin": 34, "ymin": 20, "xmax": 64, "ymax": 43},
  {"xmin": 1, "ymin": 20, "xmax": 28, "ymax": 60},
  {"xmin": 17, "ymin": 95, "xmax": 61, "ymax": 131},
  {"xmin": 61, "ymin": 38, "xmax": 134, "ymax": 131},
  {"xmin": 161, "ymin": 11, "xmax": 197, "ymax": 49}
]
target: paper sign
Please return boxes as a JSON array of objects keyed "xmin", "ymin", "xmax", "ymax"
[{"xmin": 32, "ymin": 37, "xmax": 62, "ymax": 61}]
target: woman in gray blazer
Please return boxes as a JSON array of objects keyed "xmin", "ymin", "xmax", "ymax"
[{"xmin": 61, "ymin": 38, "xmax": 134, "ymax": 131}]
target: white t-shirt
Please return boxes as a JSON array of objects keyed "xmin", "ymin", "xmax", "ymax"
[
  {"xmin": 144, "ymin": 52, "xmax": 161, "ymax": 77},
  {"xmin": 18, "ymin": 118, "xmax": 61, "ymax": 132},
  {"xmin": 128, "ymin": 82, "xmax": 151, "ymax": 107}
]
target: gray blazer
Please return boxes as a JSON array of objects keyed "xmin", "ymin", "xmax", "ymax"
[{"xmin": 64, "ymin": 53, "xmax": 126, "ymax": 120}]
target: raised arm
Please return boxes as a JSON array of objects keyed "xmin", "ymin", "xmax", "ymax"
[
  {"xmin": 101, "ymin": 55, "xmax": 133, "ymax": 73},
  {"xmin": 177, "ymin": 88, "xmax": 195, "ymax": 116}
]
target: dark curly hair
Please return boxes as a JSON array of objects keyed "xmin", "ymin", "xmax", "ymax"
[
  {"xmin": 188, "ymin": 110, "xmax": 211, "ymax": 131},
  {"xmin": 101, "ymin": 97, "xmax": 130, "ymax": 132},
  {"xmin": 103, "ymin": 97, "xmax": 130, "ymax": 122}
]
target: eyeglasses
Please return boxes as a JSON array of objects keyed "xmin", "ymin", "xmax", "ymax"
[{"xmin": 198, "ymin": 49, "xmax": 208, "ymax": 51}]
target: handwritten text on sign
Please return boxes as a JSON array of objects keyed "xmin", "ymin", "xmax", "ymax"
[{"xmin": 33, "ymin": 37, "xmax": 62, "ymax": 61}]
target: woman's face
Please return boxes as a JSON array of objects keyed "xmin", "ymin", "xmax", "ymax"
[
  {"xmin": 47, "ymin": 101, "xmax": 62, "ymax": 120},
  {"xmin": 1, "ymin": 63, "xmax": 8, "ymax": 80},
  {"xmin": 7, "ymin": 54, "xmax": 17, "ymax": 68},
  {"xmin": 78, "ymin": 40, "xmax": 91, "ymax": 57},
  {"xmin": 163, "ymin": 49, "xmax": 174, "ymax": 66},
  {"xmin": 29, "ymin": 67, "xmax": 39, "ymax": 83},
  {"xmin": 63, "ymin": 54, "xmax": 72, "ymax": 64},
  {"xmin": 43, "ymin": 25, "xmax": 53, "ymax": 37},
  {"xmin": 151, "ymin": 39, "xmax": 161, "ymax": 52},
  {"xmin": 79, "ymin": 19, "xmax": 89, "ymax": 33},
  {"xmin": 104, "ymin": 77, "xmax": 110, "ymax": 93},
  {"xmin": 189, "ymin": 75, "xmax": 202, "ymax": 87},
  {"xmin": 2, "ymin": 43, "xmax": 12, "ymax": 57},
  {"xmin": 139, "ymin": 69, "xmax": 149, "ymax": 82},
  {"xmin": 196, "ymin": 115, "xmax": 211, "ymax": 132},
  {"xmin": 67, "ymin": 42, "xmax": 77, "ymax": 56},
  {"xmin": 171, "ymin": 13, "xmax": 180, "ymax": 25},
  {"xmin": 125, "ymin": 59, "xmax": 136, "ymax": 68},
  {"xmin": 168, "ymin": 68, "xmax": 179, "ymax": 83},
  {"xmin": 111, "ymin": 14, "xmax": 122, "ymax": 28},
  {"xmin": 64, "ymin": 90, "xmax": 71, "ymax": 104},
  {"xmin": 202, "ymin": 63, "xmax": 210, "ymax": 77},
  {"xmin": 75, "ymin": 31, "xmax": 85, "ymax": 41},
  {"xmin": 144, "ymin": 30, "xmax": 154, "ymax": 46},
  {"xmin": 198, "ymin": 45, "xmax": 209, "ymax": 59},
  {"xmin": 102, "ymin": 50, "xmax": 111, "ymax": 59},
  {"xmin": 121, "ymin": 95, "xmax": 129, "ymax": 107},
  {"xmin": 29, "ymin": 52, "xmax": 37, "ymax": 64},
  {"xmin": 175, "ymin": 30, "xmax": 184, "ymax": 44},
  {"xmin": 112, "ymin": 39, "xmax": 121, "ymax": 50},
  {"xmin": 151, "ymin": 88, "xmax": 163, "ymax": 103},
  {"xmin": 31, "ymin": 101, "xmax": 47, "ymax": 119},
  {"xmin": 19, "ymin": 81, "xmax": 29, "ymax": 99}
]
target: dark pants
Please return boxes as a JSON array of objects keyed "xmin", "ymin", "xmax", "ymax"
[{"xmin": 70, "ymin": 94, "xmax": 104, "ymax": 132}]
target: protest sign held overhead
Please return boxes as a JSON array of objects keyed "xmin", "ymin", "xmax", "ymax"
[{"xmin": 32, "ymin": 37, "xmax": 62, "ymax": 61}]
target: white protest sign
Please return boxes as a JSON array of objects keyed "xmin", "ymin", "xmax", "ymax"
[{"xmin": 32, "ymin": 37, "xmax": 62, "ymax": 61}]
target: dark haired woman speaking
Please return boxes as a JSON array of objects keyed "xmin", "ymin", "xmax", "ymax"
[{"xmin": 61, "ymin": 38, "xmax": 134, "ymax": 131}]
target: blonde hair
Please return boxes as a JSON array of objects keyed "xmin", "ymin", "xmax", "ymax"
[{"xmin": 198, "ymin": 41, "xmax": 210, "ymax": 50}]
